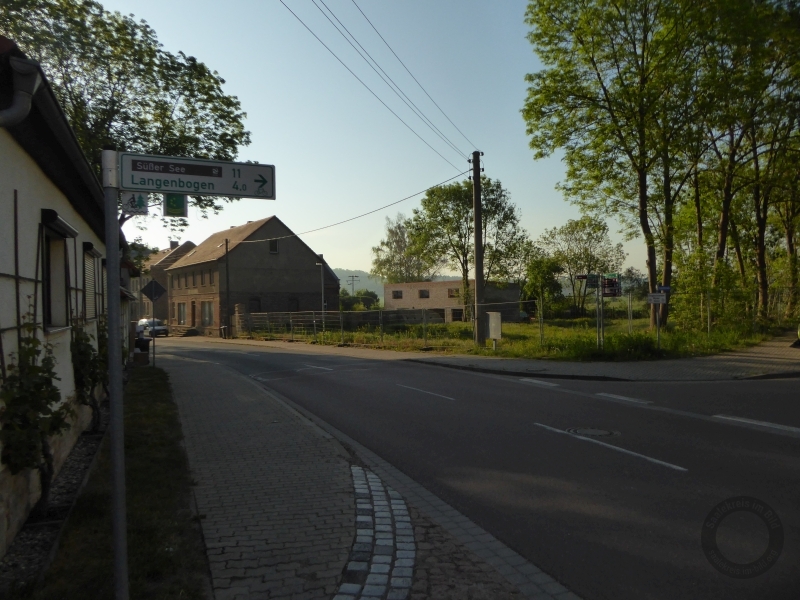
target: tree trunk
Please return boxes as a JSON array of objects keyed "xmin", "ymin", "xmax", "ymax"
[
  {"xmin": 750, "ymin": 139, "xmax": 769, "ymax": 321},
  {"xmin": 713, "ymin": 130, "xmax": 738, "ymax": 288},
  {"xmin": 32, "ymin": 436, "xmax": 55, "ymax": 519},
  {"xmin": 694, "ymin": 167, "xmax": 703, "ymax": 249},
  {"xmin": 729, "ymin": 220, "xmax": 748, "ymax": 287},
  {"xmin": 638, "ymin": 168, "xmax": 658, "ymax": 328},
  {"xmin": 786, "ymin": 225, "xmax": 797, "ymax": 318},
  {"xmin": 660, "ymin": 153, "xmax": 675, "ymax": 326}
]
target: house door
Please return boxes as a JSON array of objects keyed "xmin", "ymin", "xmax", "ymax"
[{"xmin": 190, "ymin": 301, "xmax": 196, "ymax": 327}]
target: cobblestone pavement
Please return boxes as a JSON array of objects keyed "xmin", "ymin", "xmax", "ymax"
[
  {"xmin": 162, "ymin": 354, "xmax": 354, "ymax": 600},
  {"xmin": 161, "ymin": 352, "xmax": 581, "ymax": 600}
]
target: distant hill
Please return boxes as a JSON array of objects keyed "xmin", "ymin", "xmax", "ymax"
[{"xmin": 333, "ymin": 269, "xmax": 385, "ymax": 301}]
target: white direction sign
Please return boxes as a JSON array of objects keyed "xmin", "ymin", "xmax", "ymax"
[
  {"xmin": 121, "ymin": 191, "xmax": 149, "ymax": 215},
  {"xmin": 648, "ymin": 293, "xmax": 667, "ymax": 305},
  {"xmin": 119, "ymin": 153, "xmax": 275, "ymax": 199}
]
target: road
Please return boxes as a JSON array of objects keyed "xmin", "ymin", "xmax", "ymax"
[{"xmin": 157, "ymin": 337, "xmax": 800, "ymax": 600}]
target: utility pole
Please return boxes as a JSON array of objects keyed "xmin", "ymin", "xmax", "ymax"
[
  {"xmin": 472, "ymin": 150, "xmax": 485, "ymax": 346},
  {"xmin": 316, "ymin": 257, "xmax": 325, "ymax": 342},
  {"xmin": 101, "ymin": 148, "xmax": 130, "ymax": 600},
  {"xmin": 347, "ymin": 274, "xmax": 359, "ymax": 296}
]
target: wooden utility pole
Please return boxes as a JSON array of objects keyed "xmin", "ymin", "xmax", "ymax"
[{"xmin": 472, "ymin": 151, "xmax": 485, "ymax": 346}]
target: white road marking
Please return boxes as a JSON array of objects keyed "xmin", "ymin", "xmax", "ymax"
[
  {"xmin": 519, "ymin": 378, "xmax": 560, "ymax": 387},
  {"xmin": 596, "ymin": 393, "xmax": 652, "ymax": 405},
  {"xmin": 397, "ymin": 384, "xmax": 455, "ymax": 400},
  {"xmin": 301, "ymin": 364, "xmax": 333, "ymax": 371},
  {"xmin": 713, "ymin": 415, "xmax": 800, "ymax": 435},
  {"xmin": 533, "ymin": 423, "xmax": 688, "ymax": 472}
]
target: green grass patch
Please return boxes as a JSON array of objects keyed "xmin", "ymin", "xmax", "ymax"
[
  {"xmin": 17, "ymin": 367, "xmax": 209, "ymax": 599},
  {"xmin": 250, "ymin": 318, "xmax": 781, "ymax": 361}
]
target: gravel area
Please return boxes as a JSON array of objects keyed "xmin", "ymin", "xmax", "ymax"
[{"xmin": 0, "ymin": 402, "xmax": 109, "ymax": 592}]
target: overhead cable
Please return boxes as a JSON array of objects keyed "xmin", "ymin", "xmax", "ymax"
[
  {"xmin": 278, "ymin": 0, "xmax": 461, "ymax": 172},
  {"xmin": 313, "ymin": 0, "xmax": 469, "ymax": 160},
  {"xmin": 236, "ymin": 169, "xmax": 470, "ymax": 245},
  {"xmin": 351, "ymin": 0, "xmax": 478, "ymax": 150}
]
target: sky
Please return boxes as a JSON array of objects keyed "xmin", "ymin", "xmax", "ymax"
[{"xmin": 102, "ymin": 0, "xmax": 644, "ymax": 274}]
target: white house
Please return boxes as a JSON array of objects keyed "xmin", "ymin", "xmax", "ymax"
[{"xmin": 0, "ymin": 36, "xmax": 124, "ymax": 557}]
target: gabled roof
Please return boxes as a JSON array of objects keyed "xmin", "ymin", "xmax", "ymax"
[
  {"xmin": 167, "ymin": 218, "xmax": 274, "ymax": 270},
  {"xmin": 0, "ymin": 36, "xmax": 105, "ymax": 241},
  {"xmin": 142, "ymin": 248, "xmax": 172, "ymax": 272}
]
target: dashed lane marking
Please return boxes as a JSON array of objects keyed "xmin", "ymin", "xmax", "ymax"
[
  {"xmin": 713, "ymin": 414, "xmax": 800, "ymax": 435},
  {"xmin": 396, "ymin": 384, "xmax": 455, "ymax": 401},
  {"xmin": 534, "ymin": 422, "xmax": 688, "ymax": 472},
  {"xmin": 596, "ymin": 392, "xmax": 653, "ymax": 405},
  {"xmin": 519, "ymin": 378, "xmax": 560, "ymax": 387}
]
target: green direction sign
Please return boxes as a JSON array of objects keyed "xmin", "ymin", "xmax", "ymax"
[
  {"xmin": 119, "ymin": 153, "xmax": 275, "ymax": 199},
  {"xmin": 163, "ymin": 193, "xmax": 188, "ymax": 218}
]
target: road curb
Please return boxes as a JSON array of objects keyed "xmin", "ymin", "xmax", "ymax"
[{"xmin": 404, "ymin": 359, "xmax": 631, "ymax": 381}]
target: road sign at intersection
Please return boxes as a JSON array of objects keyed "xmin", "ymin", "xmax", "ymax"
[{"xmin": 119, "ymin": 153, "xmax": 275, "ymax": 199}]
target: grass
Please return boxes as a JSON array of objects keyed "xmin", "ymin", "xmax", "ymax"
[
  {"xmin": 247, "ymin": 318, "xmax": 781, "ymax": 361},
  {"xmin": 15, "ymin": 367, "xmax": 209, "ymax": 599}
]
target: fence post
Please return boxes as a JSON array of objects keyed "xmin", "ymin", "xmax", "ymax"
[
  {"xmin": 379, "ymin": 310, "xmax": 384, "ymax": 344},
  {"xmin": 707, "ymin": 291, "xmax": 711, "ymax": 336},
  {"xmin": 290, "ymin": 313, "xmax": 294, "ymax": 342},
  {"xmin": 313, "ymin": 310, "xmax": 317, "ymax": 343},
  {"xmin": 628, "ymin": 292, "xmax": 633, "ymax": 334},
  {"xmin": 340, "ymin": 311, "xmax": 344, "ymax": 345},
  {"xmin": 423, "ymin": 308, "xmax": 427, "ymax": 348},
  {"xmin": 539, "ymin": 293, "xmax": 544, "ymax": 346},
  {"xmin": 267, "ymin": 313, "xmax": 271, "ymax": 339}
]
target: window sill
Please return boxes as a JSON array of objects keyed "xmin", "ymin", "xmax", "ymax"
[{"xmin": 45, "ymin": 325, "xmax": 71, "ymax": 336}]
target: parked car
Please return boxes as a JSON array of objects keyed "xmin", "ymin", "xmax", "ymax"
[{"xmin": 136, "ymin": 318, "xmax": 169, "ymax": 337}]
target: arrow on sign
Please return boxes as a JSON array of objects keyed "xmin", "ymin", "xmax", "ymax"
[{"xmin": 254, "ymin": 174, "xmax": 268, "ymax": 191}]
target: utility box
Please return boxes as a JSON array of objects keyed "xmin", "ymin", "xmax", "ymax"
[{"xmin": 487, "ymin": 311, "xmax": 502, "ymax": 340}]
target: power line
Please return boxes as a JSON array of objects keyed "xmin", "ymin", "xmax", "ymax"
[
  {"xmin": 313, "ymin": 0, "xmax": 469, "ymax": 160},
  {"xmin": 351, "ymin": 0, "xmax": 478, "ymax": 150},
  {"xmin": 237, "ymin": 169, "xmax": 470, "ymax": 245},
  {"xmin": 278, "ymin": 0, "xmax": 461, "ymax": 171}
]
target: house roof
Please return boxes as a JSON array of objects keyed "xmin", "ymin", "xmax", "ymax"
[
  {"xmin": 168, "ymin": 218, "xmax": 275, "ymax": 270},
  {"xmin": 0, "ymin": 36, "xmax": 105, "ymax": 242},
  {"xmin": 143, "ymin": 248, "xmax": 172, "ymax": 271}
]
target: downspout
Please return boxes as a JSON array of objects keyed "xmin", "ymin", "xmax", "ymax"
[{"xmin": 0, "ymin": 57, "xmax": 42, "ymax": 128}]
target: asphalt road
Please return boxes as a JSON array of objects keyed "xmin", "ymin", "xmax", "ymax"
[{"xmin": 158, "ymin": 338, "xmax": 800, "ymax": 600}]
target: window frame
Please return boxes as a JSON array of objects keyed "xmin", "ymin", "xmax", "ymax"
[
  {"xmin": 392, "ymin": 290, "xmax": 403, "ymax": 300},
  {"xmin": 418, "ymin": 289, "xmax": 430, "ymax": 299}
]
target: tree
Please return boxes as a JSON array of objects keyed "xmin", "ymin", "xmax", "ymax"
[
  {"xmin": 523, "ymin": 0, "xmax": 701, "ymax": 326},
  {"xmin": 410, "ymin": 177, "xmax": 527, "ymax": 303},
  {"xmin": 538, "ymin": 217, "xmax": 626, "ymax": 312},
  {"xmin": 371, "ymin": 214, "xmax": 442, "ymax": 283},
  {"xmin": 354, "ymin": 289, "xmax": 379, "ymax": 310},
  {"xmin": 522, "ymin": 247, "xmax": 563, "ymax": 306},
  {"xmin": 0, "ymin": 0, "xmax": 250, "ymax": 232},
  {"xmin": 127, "ymin": 237, "xmax": 159, "ymax": 274}
]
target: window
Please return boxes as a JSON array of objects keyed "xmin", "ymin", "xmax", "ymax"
[
  {"xmin": 201, "ymin": 271, "xmax": 206, "ymax": 286},
  {"xmin": 201, "ymin": 301, "xmax": 214, "ymax": 326},
  {"xmin": 177, "ymin": 303, "xmax": 187, "ymax": 325},
  {"xmin": 170, "ymin": 275, "xmax": 174, "ymax": 289},
  {"xmin": 176, "ymin": 273, "xmax": 182, "ymax": 289},
  {"xmin": 192, "ymin": 271, "xmax": 196, "ymax": 287},
  {"xmin": 269, "ymin": 239, "xmax": 278, "ymax": 254},
  {"xmin": 43, "ymin": 234, "xmax": 68, "ymax": 327},
  {"xmin": 171, "ymin": 302, "xmax": 176, "ymax": 321},
  {"xmin": 448, "ymin": 288, "xmax": 459, "ymax": 298},
  {"xmin": 392, "ymin": 290, "xmax": 403, "ymax": 300},
  {"xmin": 209, "ymin": 269, "xmax": 214, "ymax": 284},
  {"xmin": 418, "ymin": 289, "xmax": 430, "ymax": 299},
  {"xmin": 183, "ymin": 273, "xmax": 188, "ymax": 288}
]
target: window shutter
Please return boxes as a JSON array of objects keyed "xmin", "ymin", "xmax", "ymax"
[{"xmin": 84, "ymin": 254, "xmax": 96, "ymax": 319}]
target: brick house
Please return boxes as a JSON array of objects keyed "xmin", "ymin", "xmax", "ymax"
[
  {"xmin": 384, "ymin": 280, "xmax": 521, "ymax": 322},
  {"xmin": 130, "ymin": 240, "xmax": 195, "ymax": 322},
  {"xmin": 165, "ymin": 217, "xmax": 339, "ymax": 335}
]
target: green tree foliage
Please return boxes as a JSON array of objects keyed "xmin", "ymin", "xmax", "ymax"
[
  {"xmin": 128, "ymin": 237, "xmax": 159, "ymax": 274},
  {"xmin": 538, "ymin": 216, "xmax": 626, "ymax": 311},
  {"xmin": 522, "ymin": 248, "xmax": 563, "ymax": 304},
  {"xmin": 523, "ymin": 0, "xmax": 800, "ymax": 328},
  {"xmin": 71, "ymin": 323, "xmax": 103, "ymax": 432},
  {"xmin": 371, "ymin": 214, "xmax": 442, "ymax": 283},
  {"xmin": 0, "ymin": 0, "xmax": 251, "ymax": 231},
  {"xmin": 339, "ymin": 288, "xmax": 379, "ymax": 311},
  {"xmin": 410, "ymin": 177, "xmax": 528, "ymax": 301},
  {"xmin": 0, "ymin": 320, "xmax": 73, "ymax": 516}
]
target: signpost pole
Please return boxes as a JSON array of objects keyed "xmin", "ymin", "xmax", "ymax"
[
  {"xmin": 472, "ymin": 151, "xmax": 485, "ymax": 347},
  {"xmin": 102, "ymin": 149, "xmax": 129, "ymax": 600},
  {"xmin": 225, "ymin": 239, "xmax": 231, "ymax": 339},
  {"xmin": 596, "ymin": 282, "xmax": 600, "ymax": 350},
  {"xmin": 657, "ymin": 306, "xmax": 661, "ymax": 350},
  {"xmin": 600, "ymin": 280, "xmax": 605, "ymax": 351},
  {"xmin": 628, "ymin": 291, "xmax": 633, "ymax": 334}
]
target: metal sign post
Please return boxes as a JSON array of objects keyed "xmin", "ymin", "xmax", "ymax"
[
  {"xmin": 102, "ymin": 149, "xmax": 129, "ymax": 600},
  {"xmin": 647, "ymin": 293, "xmax": 667, "ymax": 350}
]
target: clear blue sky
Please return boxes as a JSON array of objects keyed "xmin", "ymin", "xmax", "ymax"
[{"xmin": 103, "ymin": 0, "xmax": 642, "ymax": 273}]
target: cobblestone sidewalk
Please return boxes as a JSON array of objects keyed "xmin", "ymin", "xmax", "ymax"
[{"xmin": 161, "ymin": 353, "xmax": 579, "ymax": 600}]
